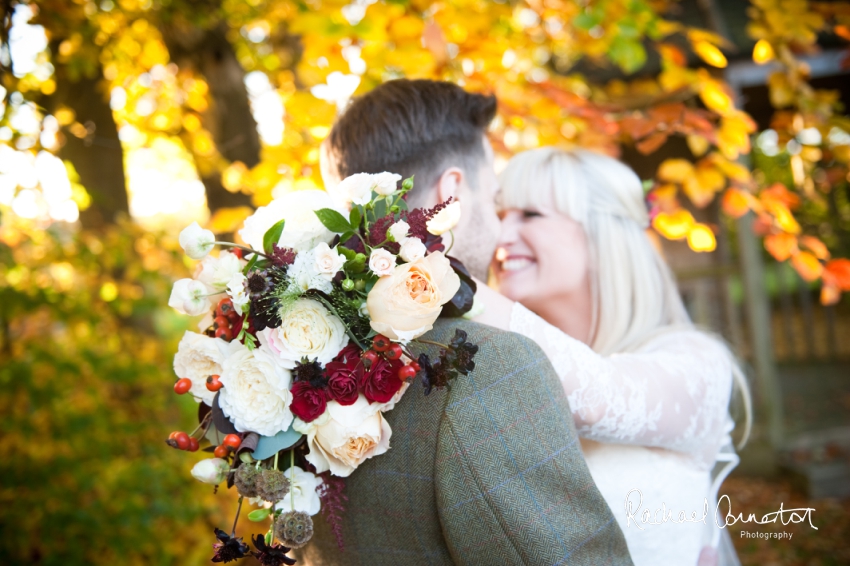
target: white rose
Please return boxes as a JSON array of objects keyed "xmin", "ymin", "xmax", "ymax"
[
  {"xmin": 274, "ymin": 466, "xmax": 323, "ymax": 515},
  {"xmin": 398, "ymin": 237, "xmax": 426, "ymax": 263},
  {"xmin": 258, "ymin": 298, "xmax": 347, "ymax": 368},
  {"xmin": 168, "ymin": 278, "xmax": 210, "ymax": 316},
  {"xmin": 426, "ymin": 200, "xmax": 462, "ymax": 235},
  {"xmin": 174, "ymin": 331, "xmax": 240, "ymax": 405},
  {"xmin": 179, "ymin": 221, "xmax": 215, "ymax": 259},
  {"xmin": 191, "ymin": 458, "xmax": 230, "ymax": 485},
  {"xmin": 197, "ymin": 251, "xmax": 245, "ymax": 291},
  {"xmin": 372, "ymin": 172, "xmax": 402, "ymax": 196},
  {"xmin": 226, "ymin": 272, "xmax": 249, "ymax": 315},
  {"xmin": 239, "ymin": 190, "xmax": 343, "ymax": 253},
  {"xmin": 219, "ymin": 344, "xmax": 294, "ymax": 437},
  {"xmin": 388, "ymin": 220, "xmax": 409, "ymax": 243},
  {"xmin": 304, "ymin": 396, "xmax": 392, "ymax": 477},
  {"xmin": 337, "ymin": 173, "xmax": 376, "ymax": 206},
  {"xmin": 312, "ymin": 242, "xmax": 345, "ymax": 281},
  {"xmin": 287, "ymin": 250, "xmax": 333, "ymax": 294},
  {"xmin": 368, "ymin": 248, "xmax": 396, "ymax": 276}
]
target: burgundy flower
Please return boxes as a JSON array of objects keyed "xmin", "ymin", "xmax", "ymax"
[
  {"xmin": 361, "ymin": 356, "xmax": 403, "ymax": 404},
  {"xmin": 290, "ymin": 381, "xmax": 328, "ymax": 422},
  {"xmin": 325, "ymin": 344, "xmax": 363, "ymax": 405},
  {"xmin": 211, "ymin": 528, "xmax": 249, "ymax": 563}
]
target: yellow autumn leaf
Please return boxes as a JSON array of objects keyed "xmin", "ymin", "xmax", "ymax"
[
  {"xmin": 791, "ymin": 251, "xmax": 824, "ymax": 282},
  {"xmin": 752, "ymin": 39, "xmax": 775, "ymax": 64},
  {"xmin": 652, "ymin": 209, "xmax": 696, "ymax": 240},
  {"xmin": 693, "ymin": 41, "xmax": 728, "ymax": 68},
  {"xmin": 657, "ymin": 159, "xmax": 695, "ymax": 183},
  {"xmin": 764, "ymin": 200, "xmax": 801, "ymax": 234},
  {"xmin": 700, "ymin": 82, "xmax": 733, "ymax": 114},
  {"xmin": 687, "ymin": 223, "xmax": 717, "ymax": 252}
]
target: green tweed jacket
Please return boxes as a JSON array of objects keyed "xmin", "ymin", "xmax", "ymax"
[{"xmin": 297, "ymin": 319, "xmax": 632, "ymax": 566}]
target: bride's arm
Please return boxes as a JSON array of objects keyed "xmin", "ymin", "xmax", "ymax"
[{"xmin": 472, "ymin": 281, "xmax": 733, "ymax": 463}]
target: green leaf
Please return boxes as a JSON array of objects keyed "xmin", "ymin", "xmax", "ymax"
[
  {"xmin": 314, "ymin": 208, "xmax": 351, "ymax": 233},
  {"xmin": 372, "ymin": 199, "xmax": 387, "ymax": 219},
  {"xmin": 338, "ymin": 246, "xmax": 357, "ymax": 260},
  {"xmin": 339, "ymin": 230, "xmax": 354, "ymax": 244},
  {"xmin": 252, "ymin": 426, "xmax": 303, "ymax": 460},
  {"xmin": 609, "ymin": 37, "xmax": 647, "ymax": 74},
  {"xmin": 243, "ymin": 253, "xmax": 259, "ymax": 274},
  {"xmin": 262, "ymin": 219, "xmax": 286, "ymax": 255},
  {"xmin": 248, "ymin": 508, "xmax": 271, "ymax": 522},
  {"xmin": 349, "ymin": 207, "xmax": 362, "ymax": 229},
  {"xmin": 573, "ymin": 12, "xmax": 599, "ymax": 30}
]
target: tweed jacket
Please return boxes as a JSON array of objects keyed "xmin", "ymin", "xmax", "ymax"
[{"xmin": 297, "ymin": 318, "xmax": 632, "ymax": 566}]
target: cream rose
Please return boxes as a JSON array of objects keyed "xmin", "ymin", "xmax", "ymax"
[
  {"xmin": 259, "ymin": 298, "xmax": 347, "ymax": 368},
  {"xmin": 337, "ymin": 173, "xmax": 375, "ymax": 206},
  {"xmin": 197, "ymin": 251, "xmax": 245, "ymax": 291},
  {"xmin": 372, "ymin": 172, "xmax": 401, "ymax": 196},
  {"xmin": 304, "ymin": 396, "xmax": 392, "ymax": 477},
  {"xmin": 388, "ymin": 220, "xmax": 409, "ymax": 242},
  {"xmin": 368, "ymin": 248, "xmax": 396, "ymax": 276},
  {"xmin": 366, "ymin": 251, "xmax": 460, "ymax": 341},
  {"xmin": 398, "ymin": 236, "xmax": 426, "ymax": 263},
  {"xmin": 426, "ymin": 200, "xmax": 462, "ymax": 235},
  {"xmin": 238, "ymin": 190, "xmax": 343, "ymax": 252},
  {"xmin": 218, "ymin": 344, "xmax": 294, "ymax": 437},
  {"xmin": 173, "ymin": 331, "xmax": 241, "ymax": 405},
  {"xmin": 312, "ymin": 242, "xmax": 345, "ymax": 281}
]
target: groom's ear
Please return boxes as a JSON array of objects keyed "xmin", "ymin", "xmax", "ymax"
[{"xmin": 436, "ymin": 167, "xmax": 465, "ymax": 205}]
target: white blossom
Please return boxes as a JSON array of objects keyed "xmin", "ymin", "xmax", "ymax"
[
  {"xmin": 274, "ymin": 466, "xmax": 323, "ymax": 515},
  {"xmin": 226, "ymin": 272, "xmax": 249, "ymax": 315},
  {"xmin": 368, "ymin": 248, "xmax": 396, "ymax": 276},
  {"xmin": 197, "ymin": 251, "xmax": 245, "ymax": 292},
  {"xmin": 398, "ymin": 237, "xmax": 426, "ymax": 263},
  {"xmin": 191, "ymin": 458, "xmax": 230, "ymax": 485},
  {"xmin": 312, "ymin": 242, "xmax": 346, "ymax": 281},
  {"xmin": 372, "ymin": 172, "xmax": 402, "ymax": 196},
  {"xmin": 179, "ymin": 222, "xmax": 215, "ymax": 259},
  {"xmin": 168, "ymin": 278, "xmax": 210, "ymax": 316},
  {"xmin": 388, "ymin": 220, "xmax": 409, "ymax": 243},
  {"xmin": 426, "ymin": 200, "xmax": 462, "ymax": 235}
]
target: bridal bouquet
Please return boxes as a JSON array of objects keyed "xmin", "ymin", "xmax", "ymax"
[{"xmin": 165, "ymin": 173, "xmax": 478, "ymax": 563}]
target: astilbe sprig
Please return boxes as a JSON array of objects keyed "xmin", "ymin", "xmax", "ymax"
[{"xmin": 318, "ymin": 471, "xmax": 349, "ymax": 550}]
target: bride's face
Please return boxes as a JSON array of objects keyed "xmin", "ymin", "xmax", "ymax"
[{"xmin": 493, "ymin": 207, "xmax": 590, "ymax": 306}]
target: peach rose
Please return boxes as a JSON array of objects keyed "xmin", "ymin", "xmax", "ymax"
[
  {"xmin": 303, "ymin": 396, "xmax": 392, "ymax": 477},
  {"xmin": 366, "ymin": 251, "xmax": 460, "ymax": 341}
]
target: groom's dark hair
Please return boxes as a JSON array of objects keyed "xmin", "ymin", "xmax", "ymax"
[{"xmin": 327, "ymin": 79, "xmax": 497, "ymax": 205}]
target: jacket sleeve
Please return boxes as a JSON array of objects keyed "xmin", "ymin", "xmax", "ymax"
[{"xmin": 434, "ymin": 320, "xmax": 633, "ymax": 566}]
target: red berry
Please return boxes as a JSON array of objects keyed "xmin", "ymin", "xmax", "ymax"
[
  {"xmin": 231, "ymin": 248, "xmax": 244, "ymax": 259},
  {"xmin": 228, "ymin": 310, "xmax": 241, "ymax": 323},
  {"xmin": 215, "ymin": 297, "xmax": 234, "ymax": 318},
  {"xmin": 168, "ymin": 431, "xmax": 180, "ymax": 440},
  {"xmin": 213, "ymin": 445, "xmax": 229, "ymax": 458},
  {"xmin": 174, "ymin": 432, "xmax": 190, "ymax": 450},
  {"xmin": 213, "ymin": 315, "xmax": 230, "ymax": 329},
  {"xmin": 398, "ymin": 364, "xmax": 417, "ymax": 381},
  {"xmin": 372, "ymin": 335, "xmax": 391, "ymax": 352},
  {"xmin": 173, "ymin": 377, "xmax": 192, "ymax": 395},
  {"xmin": 223, "ymin": 434, "xmax": 241, "ymax": 449},
  {"xmin": 362, "ymin": 350, "xmax": 379, "ymax": 367},
  {"xmin": 214, "ymin": 326, "xmax": 233, "ymax": 341},
  {"xmin": 386, "ymin": 344, "xmax": 403, "ymax": 360},
  {"xmin": 410, "ymin": 361, "xmax": 421, "ymax": 373},
  {"xmin": 206, "ymin": 375, "xmax": 223, "ymax": 392},
  {"xmin": 187, "ymin": 437, "xmax": 200, "ymax": 452}
]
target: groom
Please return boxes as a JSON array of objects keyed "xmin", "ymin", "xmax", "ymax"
[{"xmin": 300, "ymin": 79, "xmax": 632, "ymax": 566}]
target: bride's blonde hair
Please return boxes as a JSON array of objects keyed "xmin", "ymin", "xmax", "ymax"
[{"xmin": 499, "ymin": 147, "xmax": 751, "ymax": 445}]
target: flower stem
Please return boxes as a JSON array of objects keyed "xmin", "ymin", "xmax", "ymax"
[
  {"xmin": 290, "ymin": 450, "xmax": 295, "ymax": 512},
  {"xmin": 444, "ymin": 230, "xmax": 455, "ymax": 255},
  {"xmin": 231, "ymin": 496, "xmax": 244, "ymax": 536},
  {"xmin": 414, "ymin": 338, "xmax": 449, "ymax": 349},
  {"xmin": 212, "ymin": 241, "xmax": 273, "ymax": 260},
  {"xmin": 273, "ymin": 450, "xmax": 279, "ymax": 471}
]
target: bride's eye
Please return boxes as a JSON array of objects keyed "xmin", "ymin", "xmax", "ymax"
[{"xmin": 522, "ymin": 210, "xmax": 542, "ymax": 219}]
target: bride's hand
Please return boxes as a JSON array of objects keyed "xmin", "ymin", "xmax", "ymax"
[{"xmin": 469, "ymin": 276, "xmax": 515, "ymax": 331}]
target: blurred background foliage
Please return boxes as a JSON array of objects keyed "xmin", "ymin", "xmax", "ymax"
[{"xmin": 1, "ymin": 0, "xmax": 849, "ymax": 563}]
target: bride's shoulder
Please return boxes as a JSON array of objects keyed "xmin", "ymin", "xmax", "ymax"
[{"xmin": 640, "ymin": 327, "xmax": 733, "ymax": 358}]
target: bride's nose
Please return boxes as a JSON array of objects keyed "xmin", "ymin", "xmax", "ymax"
[{"xmin": 497, "ymin": 210, "xmax": 522, "ymax": 245}]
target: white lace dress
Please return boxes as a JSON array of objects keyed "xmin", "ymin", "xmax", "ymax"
[{"xmin": 510, "ymin": 304, "xmax": 740, "ymax": 566}]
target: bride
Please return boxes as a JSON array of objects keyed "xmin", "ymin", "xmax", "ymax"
[{"xmin": 473, "ymin": 147, "xmax": 751, "ymax": 566}]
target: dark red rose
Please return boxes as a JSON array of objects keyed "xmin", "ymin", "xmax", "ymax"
[
  {"xmin": 325, "ymin": 344, "xmax": 363, "ymax": 406},
  {"xmin": 290, "ymin": 382, "xmax": 327, "ymax": 422},
  {"xmin": 361, "ymin": 357, "xmax": 403, "ymax": 404}
]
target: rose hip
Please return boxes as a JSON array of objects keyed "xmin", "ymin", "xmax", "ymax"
[
  {"xmin": 222, "ymin": 434, "xmax": 241, "ymax": 449},
  {"xmin": 215, "ymin": 297, "xmax": 235, "ymax": 318},
  {"xmin": 372, "ymin": 335, "xmax": 391, "ymax": 352},
  {"xmin": 398, "ymin": 364, "xmax": 417, "ymax": 381},
  {"xmin": 213, "ymin": 445, "xmax": 229, "ymax": 458},
  {"xmin": 206, "ymin": 374, "xmax": 223, "ymax": 392},
  {"xmin": 173, "ymin": 432, "xmax": 190, "ymax": 450},
  {"xmin": 174, "ymin": 377, "xmax": 192, "ymax": 395},
  {"xmin": 187, "ymin": 437, "xmax": 200, "ymax": 452},
  {"xmin": 362, "ymin": 350, "xmax": 379, "ymax": 367},
  {"xmin": 386, "ymin": 344, "xmax": 403, "ymax": 360},
  {"xmin": 214, "ymin": 326, "xmax": 233, "ymax": 341}
]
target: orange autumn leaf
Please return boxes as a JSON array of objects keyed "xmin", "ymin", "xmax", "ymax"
[
  {"xmin": 752, "ymin": 39, "xmax": 775, "ymax": 64},
  {"xmin": 799, "ymin": 235, "xmax": 830, "ymax": 260},
  {"xmin": 721, "ymin": 188, "xmax": 750, "ymax": 218},
  {"xmin": 791, "ymin": 251, "xmax": 824, "ymax": 282},
  {"xmin": 763, "ymin": 200, "xmax": 802, "ymax": 234},
  {"xmin": 821, "ymin": 283, "xmax": 840, "ymax": 306},
  {"xmin": 760, "ymin": 183, "xmax": 801, "ymax": 209},
  {"xmin": 764, "ymin": 233, "xmax": 797, "ymax": 261},
  {"xmin": 823, "ymin": 258, "xmax": 850, "ymax": 290},
  {"xmin": 652, "ymin": 209, "xmax": 695, "ymax": 240},
  {"xmin": 687, "ymin": 223, "xmax": 717, "ymax": 252}
]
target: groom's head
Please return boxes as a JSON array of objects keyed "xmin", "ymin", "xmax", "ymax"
[{"xmin": 323, "ymin": 79, "xmax": 500, "ymax": 278}]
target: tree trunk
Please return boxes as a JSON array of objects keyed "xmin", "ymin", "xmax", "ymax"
[
  {"xmin": 48, "ymin": 74, "xmax": 129, "ymax": 228},
  {"xmin": 160, "ymin": 22, "xmax": 260, "ymax": 213}
]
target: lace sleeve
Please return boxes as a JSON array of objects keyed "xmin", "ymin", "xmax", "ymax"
[{"xmin": 510, "ymin": 303, "xmax": 733, "ymax": 466}]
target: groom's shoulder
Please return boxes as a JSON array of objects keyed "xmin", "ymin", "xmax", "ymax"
[{"xmin": 428, "ymin": 318, "xmax": 555, "ymax": 394}]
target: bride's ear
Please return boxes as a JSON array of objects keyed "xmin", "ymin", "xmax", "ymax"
[{"xmin": 436, "ymin": 167, "xmax": 465, "ymax": 204}]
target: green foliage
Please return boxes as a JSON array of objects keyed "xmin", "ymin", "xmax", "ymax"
[{"xmin": 0, "ymin": 221, "xmax": 235, "ymax": 565}]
